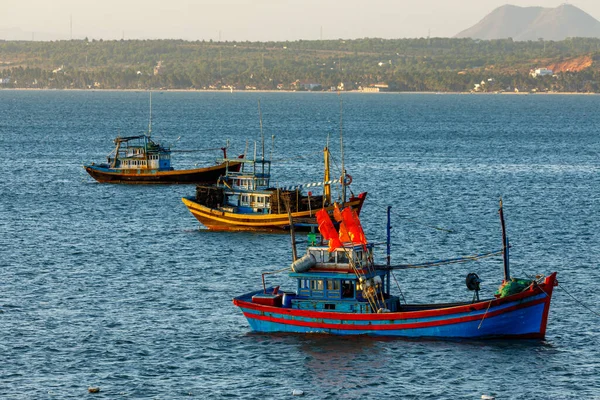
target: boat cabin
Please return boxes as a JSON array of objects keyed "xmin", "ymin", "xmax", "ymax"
[
  {"xmin": 263, "ymin": 244, "xmax": 400, "ymax": 313},
  {"xmin": 216, "ymin": 159, "xmax": 273, "ymax": 214},
  {"xmin": 107, "ymin": 135, "xmax": 172, "ymax": 171}
]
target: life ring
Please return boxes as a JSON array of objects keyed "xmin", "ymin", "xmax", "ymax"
[{"xmin": 340, "ymin": 173, "xmax": 352, "ymax": 186}]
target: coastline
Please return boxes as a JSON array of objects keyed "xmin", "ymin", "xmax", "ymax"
[{"xmin": 1, "ymin": 87, "xmax": 597, "ymax": 95}]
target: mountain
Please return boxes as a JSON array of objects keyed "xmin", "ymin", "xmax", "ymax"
[{"xmin": 454, "ymin": 4, "xmax": 600, "ymax": 41}]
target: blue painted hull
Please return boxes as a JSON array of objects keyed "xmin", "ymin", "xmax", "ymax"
[{"xmin": 233, "ymin": 273, "xmax": 556, "ymax": 339}]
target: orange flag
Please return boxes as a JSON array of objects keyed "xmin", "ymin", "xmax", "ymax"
[
  {"xmin": 334, "ymin": 203, "xmax": 352, "ymax": 243},
  {"xmin": 316, "ymin": 208, "xmax": 342, "ymax": 252},
  {"xmin": 341, "ymin": 207, "xmax": 367, "ymax": 246}
]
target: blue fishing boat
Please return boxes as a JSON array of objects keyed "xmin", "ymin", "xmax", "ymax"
[{"xmin": 233, "ymin": 201, "xmax": 557, "ymax": 339}]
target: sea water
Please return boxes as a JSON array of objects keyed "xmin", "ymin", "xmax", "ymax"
[{"xmin": 1, "ymin": 90, "xmax": 599, "ymax": 399}]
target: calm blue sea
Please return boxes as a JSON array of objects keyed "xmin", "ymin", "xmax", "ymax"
[{"xmin": 1, "ymin": 90, "xmax": 599, "ymax": 399}]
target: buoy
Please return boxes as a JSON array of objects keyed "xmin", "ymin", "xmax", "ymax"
[
  {"xmin": 481, "ymin": 395, "xmax": 495, "ymax": 400},
  {"xmin": 292, "ymin": 389, "xmax": 304, "ymax": 396},
  {"xmin": 88, "ymin": 387, "xmax": 100, "ymax": 393}
]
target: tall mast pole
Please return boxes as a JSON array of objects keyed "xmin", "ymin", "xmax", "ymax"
[
  {"xmin": 258, "ymin": 99, "xmax": 265, "ymax": 176},
  {"xmin": 387, "ymin": 206, "xmax": 392, "ymax": 267},
  {"xmin": 339, "ymin": 98, "xmax": 346, "ymax": 202},
  {"xmin": 324, "ymin": 146, "xmax": 331, "ymax": 206},
  {"xmin": 499, "ymin": 198, "xmax": 510, "ymax": 282},
  {"xmin": 148, "ymin": 92, "xmax": 152, "ymax": 136}
]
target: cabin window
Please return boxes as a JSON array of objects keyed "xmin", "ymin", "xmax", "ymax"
[
  {"xmin": 355, "ymin": 250, "xmax": 363, "ymax": 263},
  {"xmin": 324, "ymin": 304, "xmax": 336, "ymax": 310},
  {"xmin": 309, "ymin": 250, "xmax": 323, "ymax": 263},
  {"xmin": 300, "ymin": 280, "xmax": 309, "ymax": 289},
  {"xmin": 311, "ymin": 280, "xmax": 324, "ymax": 291},
  {"xmin": 326, "ymin": 280, "xmax": 340, "ymax": 291},
  {"xmin": 337, "ymin": 251, "xmax": 349, "ymax": 264},
  {"xmin": 327, "ymin": 252, "xmax": 335, "ymax": 263},
  {"xmin": 342, "ymin": 280, "xmax": 353, "ymax": 298}
]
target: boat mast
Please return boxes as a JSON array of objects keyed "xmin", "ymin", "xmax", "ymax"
[
  {"xmin": 285, "ymin": 195, "xmax": 298, "ymax": 261},
  {"xmin": 258, "ymin": 99, "xmax": 265, "ymax": 176},
  {"xmin": 111, "ymin": 139, "xmax": 122, "ymax": 168},
  {"xmin": 339, "ymin": 98, "xmax": 346, "ymax": 203},
  {"xmin": 387, "ymin": 206, "xmax": 392, "ymax": 267},
  {"xmin": 498, "ymin": 198, "xmax": 510, "ymax": 282},
  {"xmin": 324, "ymin": 146, "xmax": 331, "ymax": 206},
  {"xmin": 148, "ymin": 91, "xmax": 152, "ymax": 137}
]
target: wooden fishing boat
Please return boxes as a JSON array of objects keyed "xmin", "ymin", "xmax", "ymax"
[
  {"xmin": 84, "ymin": 93, "xmax": 242, "ymax": 184},
  {"xmin": 181, "ymin": 147, "xmax": 367, "ymax": 231},
  {"xmin": 84, "ymin": 134, "xmax": 242, "ymax": 184},
  {"xmin": 233, "ymin": 201, "xmax": 558, "ymax": 339}
]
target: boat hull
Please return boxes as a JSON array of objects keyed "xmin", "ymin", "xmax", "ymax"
[
  {"xmin": 84, "ymin": 161, "xmax": 241, "ymax": 184},
  {"xmin": 182, "ymin": 192, "xmax": 367, "ymax": 231},
  {"xmin": 233, "ymin": 273, "xmax": 557, "ymax": 339}
]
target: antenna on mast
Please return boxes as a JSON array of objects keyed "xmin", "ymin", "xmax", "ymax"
[
  {"xmin": 270, "ymin": 135, "xmax": 275, "ymax": 161},
  {"xmin": 258, "ymin": 99, "xmax": 265, "ymax": 174},
  {"xmin": 339, "ymin": 97, "xmax": 346, "ymax": 202},
  {"xmin": 148, "ymin": 92, "xmax": 152, "ymax": 136}
]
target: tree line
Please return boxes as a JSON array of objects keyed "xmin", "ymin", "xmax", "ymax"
[{"xmin": 1, "ymin": 37, "xmax": 600, "ymax": 92}]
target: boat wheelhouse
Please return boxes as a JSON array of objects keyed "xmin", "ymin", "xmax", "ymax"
[{"xmin": 106, "ymin": 134, "xmax": 172, "ymax": 171}]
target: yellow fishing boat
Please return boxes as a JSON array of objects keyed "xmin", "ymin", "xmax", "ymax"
[{"xmin": 181, "ymin": 147, "xmax": 367, "ymax": 232}]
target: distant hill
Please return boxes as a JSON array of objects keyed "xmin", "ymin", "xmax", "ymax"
[{"xmin": 454, "ymin": 4, "xmax": 600, "ymax": 41}]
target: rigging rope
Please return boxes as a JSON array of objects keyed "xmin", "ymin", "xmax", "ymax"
[
  {"xmin": 390, "ymin": 270, "xmax": 406, "ymax": 304},
  {"xmin": 170, "ymin": 147, "xmax": 226, "ymax": 153},
  {"xmin": 478, "ymin": 300, "xmax": 494, "ymax": 329},
  {"xmin": 262, "ymin": 265, "xmax": 292, "ymax": 276},
  {"xmin": 271, "ymin": 149, "xmax": 323, "ymax": 163},
  {"xmin": 557, "ymin": 281, "xmax": 600, "ymax": 318},
  {"xmin": 390, "ymin": 209, "xmax": 453, "ymax": 233},
  {"xmin": 387, "ymin": 249, "xmax": 503, "ymax": 270}
]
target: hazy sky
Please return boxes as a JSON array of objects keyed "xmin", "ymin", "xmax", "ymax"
[{"xmin": 2, "ymin": 0, "xmax": 600, "ymax": 41}]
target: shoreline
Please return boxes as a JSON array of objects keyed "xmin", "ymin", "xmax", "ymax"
[{"xmin": 0, "ymin": 87, "xmax": 597, "ymax": 95}]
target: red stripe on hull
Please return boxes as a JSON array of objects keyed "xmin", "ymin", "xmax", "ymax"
[
  {"xmin": 234, "ymin": 277, "xmax": 554, "ymax": 322},
  {"xmin": 239, "ymin": 296, "xmax": 549, "ymax": 332}
]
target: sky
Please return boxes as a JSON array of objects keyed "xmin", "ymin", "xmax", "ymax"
[{"xmin": 1, "ymin": 0, "xmax": 600, "ymax": 41}]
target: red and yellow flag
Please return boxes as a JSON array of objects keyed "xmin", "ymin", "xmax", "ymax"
[
  {"xmin": 333, "ymin": 203, "xmax": 351, "ymax": 243},
  {"xmin": 316, "ymin": 208, "xmax": 342, "ymax": 252},
  {"xmin": 341, "ymin": 207, "xmax": 367, "ymax": 246}
]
